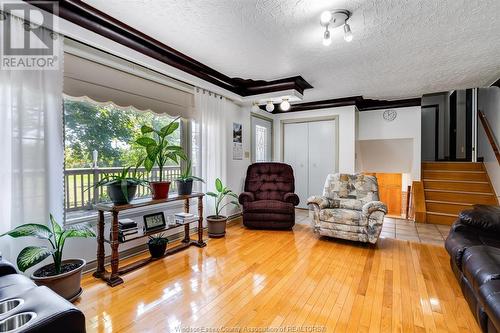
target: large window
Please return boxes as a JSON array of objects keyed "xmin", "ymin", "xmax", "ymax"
[{"xmin": 63, "ymin": 97, "xmax": 186, "ymax": 213}]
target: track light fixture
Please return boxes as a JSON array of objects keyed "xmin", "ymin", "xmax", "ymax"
[
  {"xmin": 320, "ymin": 9, "xmax": 353, "ymax": 45},
  {"xmin": 251, "ymin": 102, "xmax": 260, "ymax": 112}
]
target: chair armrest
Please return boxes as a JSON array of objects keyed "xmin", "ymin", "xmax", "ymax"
[
  {"xmin": 238, "ymin": 192, "xmax": 255, "ymax": 205},
  {"xmin": 362, "ymin": 201, "xmax": 388, "ymax": 216},
  {"xmin": 283, "ymin": 193, "xmax": 300, "ymax": 206},
  {"xmin": 307, "ymin": 195, "xmax": 331, "ymax": 210},
  {"xmin": 0, "ymin": 258, "xmax": 17, "ymax": 276}
]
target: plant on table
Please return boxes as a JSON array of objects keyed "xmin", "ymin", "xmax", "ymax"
[
  {"xmin": 147, "ymin": 233, "xmax": 169, "ymax": 258},
  {"xmin": 136, "ymin": 117, "xmax": 187, "ymax": 199},
  {"xmin": 205, "ymin": 178, "xmax": 240, "ymax": 238},
  {"xmin": 1, "ymin": 214, "xmax": 95, "ymax": 301},
  {"xmin": 176, "ymin": 159, "xmax": 204, "ymax": 195}
]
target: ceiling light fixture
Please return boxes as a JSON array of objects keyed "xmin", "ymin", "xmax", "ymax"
[
  {"xmin": 280, "ymin": 98, "xmax": 291, "ymax": 111},
  {"xmin": 320, "ymin": 9, "xmax": 352, "ymax": 46},
  {"xmin": 251, "ymin": 102, "xmax": 260, "ymax": 112},
  {"xmin": 265, "ymin": 101, "xmax": 275, "ymax": 112}
]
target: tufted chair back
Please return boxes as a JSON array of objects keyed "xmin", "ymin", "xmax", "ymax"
[
  {"xmin": 322, "ymin": 173, "xmax": 380, "ymax": 204},
  {"xmin": 244, "ymin": 163, "xmax": 295, "ymax": 201}
]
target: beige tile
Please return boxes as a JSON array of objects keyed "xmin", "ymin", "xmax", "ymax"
[{"xmin": 396, "ymin": 234, "xmax": 420, "ymax": 242}]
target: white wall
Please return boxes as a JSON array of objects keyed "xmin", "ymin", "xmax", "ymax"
[
  {"xmin": 273, "ymin": 106, "xmax": 357, "ymax": 173},
  {"xmin": 357, "ymin": 106, "xmax": 421, "ymax": 182},
  {"xmin": 478, "ymin": 87, "xmax": 500, "ymax": 200}
]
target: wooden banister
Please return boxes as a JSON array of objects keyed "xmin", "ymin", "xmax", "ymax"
[{"xmin": 479, "ymin": 110, "xmax": 500, "ymax": 165}]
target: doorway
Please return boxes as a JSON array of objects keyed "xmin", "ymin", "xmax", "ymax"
[{"xmin": 251, "ymin": 115, "xmax": 273, "ymax": 163}]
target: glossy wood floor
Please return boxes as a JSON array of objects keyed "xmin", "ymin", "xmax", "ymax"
[{"xmin": 77, "ymin": 214, "xmax": 480, "ymax": 333}]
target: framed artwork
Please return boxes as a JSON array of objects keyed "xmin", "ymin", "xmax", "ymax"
[
  {"xmin": 143, "ymin": 212, "xmax": 166, "ymax": 232},
  {"xmin": 233, "ymin": 122, "xmax": 243, "ymax": 160}
]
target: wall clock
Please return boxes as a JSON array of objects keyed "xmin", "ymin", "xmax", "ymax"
[{"xmin": 383, "ymin": 109, "xmax": 397, "ymax": 121}]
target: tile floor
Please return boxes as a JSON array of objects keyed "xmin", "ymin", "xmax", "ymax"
[{"xmin": 296, "ymin": 209, "xmax": 451, "ymax": 246}]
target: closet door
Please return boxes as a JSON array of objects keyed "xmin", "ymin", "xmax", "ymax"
[
  {"xmin": 283, "ymin": 123, "xmax": 308, "ymax": 208},
  {"xmin": 308, "ymin": 120, "xmax": 336, "ymax": 198}
]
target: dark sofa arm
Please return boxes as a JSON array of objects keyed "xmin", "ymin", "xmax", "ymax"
[
  {"xmin": 458, "ymin": 205, "xmax": 500, "ymax": 233},
  {"xmin": 0, "ymin": 258, "xmax": 18, "ymax": 276},
  {"xmin": 238, "ymin": 192, "xmax": 255, "ymax": 205},
  {"xmin": 284, "ymin": 193, "xmax": 300, "ymax": 206}
]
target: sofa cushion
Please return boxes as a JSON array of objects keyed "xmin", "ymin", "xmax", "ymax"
[
  {"xmin": 459, "ymin": 205, "xmax": 500, "ymax": 234},
  {"xmin": 244, "ymin": 200, "xmax": 294, "ymax": 214},
  {"xmin": 319, "ymin": 208, "xmax": 366, "ymax": 226},
  {"xmin": 244, "ymin": 163, "xmax": 295, "ymax": 201},
  {"xmin": 462, "ymin": 246, "xmax": 500, "ymax": 292},
  {"xmin": 0, "ymin": 273, "xmax": 36, "ymax": 290},
  {"xmin": 478, "ymin": 280, "xmax": 500, "ymax": 332}
]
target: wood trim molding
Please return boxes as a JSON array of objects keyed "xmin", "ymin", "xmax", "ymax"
[
  {"xmin": 492, "ymin": 77, "xmax": 500, "ymax": 88},
  {"xmin": 411, "ymin": 181, "xmax": 427, "ymax": 223},
  {"xmin": 264, "ymin": 96, "xmax": 421, "ymax": 113},
  {"xmin": 25, "ymin": 0, "xmax": 312, "ymax": 97}
]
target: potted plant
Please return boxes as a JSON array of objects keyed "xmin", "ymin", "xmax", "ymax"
[
  {"xmin": 136, "ymin": 117, "xmax": 187, "ymax": 200},
  {"xmin": 1, "ymin": 214, "xmax": 95, "ymax": 302},
  {"xmin": 147, "ymin": 233, "xmax": 168, "ymax": 258},
  {"xmin": 93, "ymin": 166, "xmax": 150, "ymax": 205},
  {"xmin": 206, "ymin": 178, "xmax": 240, "ymax": 238},
  {"xmin": 176, "ymin": 159, "xmax": 204, "ymax": 195}
]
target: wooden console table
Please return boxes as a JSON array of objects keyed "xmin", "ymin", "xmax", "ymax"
[{"xmin": 93, "ymin": 193, "xmax": 206, "ymax": 286}]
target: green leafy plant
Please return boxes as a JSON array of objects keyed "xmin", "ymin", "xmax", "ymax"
[
  {"xmin": 177, "ymin": 159, "xmax": 204, "ymax": 183},
  {"xmin": 91, "ymin": 166, "xmax": 150, "ymax": 202},
  {"xmin": 148, "ymin": 233, "xmax": 169, "ymax": 245},
  {"xmin": 1, "ymin": 215, "xmax": 95, "ymax": 273},
  {"xmin": 206, "ymin": 178, "xmax": 240, "ymax": 218},
  {"xmin": 136, "ymin": 117, "xmax": 187, "ymax": 181}
]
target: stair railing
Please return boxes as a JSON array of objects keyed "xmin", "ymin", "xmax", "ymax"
[{"xmin": 478, "ymin": 110, "xmax": 500, "ymax": 165}]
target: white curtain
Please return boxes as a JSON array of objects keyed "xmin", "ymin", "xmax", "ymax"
[
  {"xmin": 196, "ymin": 89, "xmax": 228, "ymax": 216},
  {"xmin": 0, "ymin": 15, "xmax": 64, "ymax": 261}
]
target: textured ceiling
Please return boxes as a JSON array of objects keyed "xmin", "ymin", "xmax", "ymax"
[{"xmin": 83, "ymin": 0, "xmax": 500, "ymax": 101}]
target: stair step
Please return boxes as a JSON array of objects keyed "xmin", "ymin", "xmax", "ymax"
[
  {"xmin": 422, "ymin": 170, "xmax": 489, "ymax": 181},
  {"xmin": 426, "ymin": 212, "xmax": 458, "ymax": 225},
  {"xmin": 422, "ymin": 162, "xmax": 484, "ymax": 171},
  {"xmin": 424, "ymin": 189, "xmax": 497, "ymax": 205},
  {"xmin": 423, "ymin": 180, "xmax": 492, "ymax": 192},
  {"xmin": 425, "ymin": 200, "xmax": 472, "ymax": 215}
]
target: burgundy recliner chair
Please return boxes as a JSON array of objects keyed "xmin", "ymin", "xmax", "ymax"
[{"xmin": 238, "ymin": 163, "xmax": 299, "ymax": 229}]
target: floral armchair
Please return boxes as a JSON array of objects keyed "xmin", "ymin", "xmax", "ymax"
[{"xmin": 307, "ymin": 173, "xmax": 387, "ymax": 244}]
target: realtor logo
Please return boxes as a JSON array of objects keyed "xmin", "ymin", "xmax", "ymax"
[{"xmin": 0, "ymin": 1, "xmax": 60, "ymax": 70}]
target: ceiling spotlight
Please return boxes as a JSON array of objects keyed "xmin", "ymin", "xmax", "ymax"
[
  {"xmin": 344, "ymin": 23, "xmax": 353, "ymax": 42},
  {"xmin": 265, "ymin": 101, "xmax": 275, "ymax": 112},
  {"xmin": 251, "ymin": 102, "xmax": 260, "ymax": 112},
  {"xmin": 280, "ymin": 99, "xmax": 291, "ymax": 111},
  {"xmin": 322, "ymin": 28, "xmax": 331, "ymax": 46},
  {"xmin": 320, "ymin": 11, "xmax": 332, "ymax": 25}
]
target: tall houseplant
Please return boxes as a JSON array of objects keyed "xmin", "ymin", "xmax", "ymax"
[
  {"xmin": 1, "ymin": 215, "xmax": 95, "ymax": 301},
  {"xmin": 176, "ymin": 159, "xmax": 204, "ymax": 195},
  {"xmin": 206, "ymin": 178, "xmax": 240, "ymax": 237},
  {"xmin": 136, "ymin": 117, "xmax": 187, "ymax": 199}
]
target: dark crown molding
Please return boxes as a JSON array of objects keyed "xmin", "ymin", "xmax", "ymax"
[
  {"xmin": 266, "ymin": 96, "xmax": 421, "ymax": 113},
  {"xmin": 492, "ymin": 77, "xmax": 500, "ymax": 88},
  {"xmin": 26, "ymin": 0, "xmax": 312, "ymax": 97}
]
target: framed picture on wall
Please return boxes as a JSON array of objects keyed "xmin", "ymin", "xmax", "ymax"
[
  {"xmin": 143, "ymin": 212, "xmax": 166, "ymax": 232},
  {"xmin": 233, "ymin": 122, "xmax": 243, "ymax": 160}
]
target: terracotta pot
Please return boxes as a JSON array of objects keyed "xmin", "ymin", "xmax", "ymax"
[
  {"xmin": 176, "ymin": 179, "xmax": 193, "ymax": 195},
  {"xmin": 151, "ymin": 181, "xmax": 171, "ymax": 200},
  {"xmin": 107, "ymin": 184, "xmax": 137, "ymax": 205},
  {"xmin": 207, "ymin": 215, "xmax": 227, "ymax": 238},
  {"xmin": 31, "ymin": 259, "xmax": 85, "ymax": 302}
]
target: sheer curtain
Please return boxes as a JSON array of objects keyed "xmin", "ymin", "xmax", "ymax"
[
  {"xmin": 196, "ymin": 89, "xmax": 229, "ymax": 216},
  {"xmin": 0, "ymin": 15, "xmax": 64, "ymax": 261}
]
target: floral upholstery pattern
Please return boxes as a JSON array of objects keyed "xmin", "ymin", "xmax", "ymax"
[{"xmin": 308, "ymin": 173, "xmax": 387, "ymax": 244}]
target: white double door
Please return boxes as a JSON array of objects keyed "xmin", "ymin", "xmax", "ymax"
[{"xmin": 283, "ymin": 120, "xmax": 337, "ymax": 208}]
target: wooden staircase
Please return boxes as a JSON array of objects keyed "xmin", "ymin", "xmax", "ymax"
[{"xmin": 422, "ymin": 162, "xmax": 499, "ymax": 225}]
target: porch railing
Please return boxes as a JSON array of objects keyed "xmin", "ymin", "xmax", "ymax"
[{"xmin": 64, "ymin": 166, "xmax": 181, "ymax": 212}]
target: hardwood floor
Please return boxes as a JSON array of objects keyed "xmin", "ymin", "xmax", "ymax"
[{"xmin": 77, "ymin": 215, "xmax": 480, "ymax": 333}]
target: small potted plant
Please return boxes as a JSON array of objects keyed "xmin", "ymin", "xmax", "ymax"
[
  {"xmin": 206, "ymin": 178, "xmax": 240, "ymax": 238},
  {"xmin": 148, "ymin": 233, "xmax": 169, "ymax": 258},
  {"xmin": 136, "ymin": 117, "xmax": 187, "ymax": 200},
  {"xmin": 1, "ymin": 214, "xmax": 95, "ymax": 302},
  {"xmin": 93, "ymin": 166, "xmax": 149, "ymax": 205},
  {"xmin": 176, "ymin": 159, "xmax": 204, "ymax": 195}
]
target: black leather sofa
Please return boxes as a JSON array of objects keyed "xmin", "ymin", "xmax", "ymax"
[
  {"xmin": 445, "ymin": 205, "xmax": 500, "ymax": 333},
  {"xmin": 0, "ymin": 258, "xmax": 86, "ymax": 332}
]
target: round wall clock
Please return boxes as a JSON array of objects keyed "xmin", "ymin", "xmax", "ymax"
[{"xmin": 383, "ymin": 109, "xmax": 397, "ymax": 121}]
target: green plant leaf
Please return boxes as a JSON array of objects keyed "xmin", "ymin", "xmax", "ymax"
[
  {"xmin": 2, "ymin": 224, "xmax": 52, "ymax": 240},
  {"xmin": 140, "ymin": 125, "xmax": 154, "ymax": 134},
  {"xmin": 160, "ymin": 120, "xmax": 180, "ymax": 137},
  {"xmin": 206, "ymin": 192, "xmax": 218, "ymax": 197},
  {"xmin": 146, "ymin": 144, "xmax": 159, "ymax": 159},
  {"xmin": 16, "ymin": 246, "xmax": 52, "ymax": 272},
  {"xmin": 63, "ymin": 225, "xmax": 96, "ymax": 239},
  {"xmin": 144, "ymin": 157, "xmax": 155, "ymax": 172},
  {"xmin": 215, "ymin": 178, "xmax": 223, "ymax": 192},
  {"xmin": 136, "ymin": 137, "xmax": 156, "ymax": 147},
  {"xmin": 49, "ymin": 214, "xmax": 62, "ymax": 236}
]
